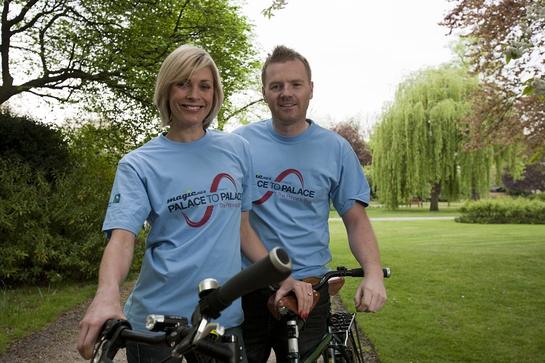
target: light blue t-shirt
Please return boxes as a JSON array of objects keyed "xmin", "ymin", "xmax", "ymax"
[
  {"xmin": 103, "ymin": 130, "xmax": 254, "ymax": 333},
  {"xmin": 232, "ymin": 119, "xmax": 370, "ymax": 280}
]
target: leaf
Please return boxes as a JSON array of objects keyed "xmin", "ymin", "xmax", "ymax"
[
  {"xmin": 529, "ymin": 148, "xmax": 544, "ymax": 164},
  {"xmin": 522, "ymin": 86, "xmax": 535, "ymax": 96}
]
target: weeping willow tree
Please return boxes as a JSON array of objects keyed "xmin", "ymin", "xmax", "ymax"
[{"xmin": 372, "ymin": 64, "xmax": 515, "ymax": 211}]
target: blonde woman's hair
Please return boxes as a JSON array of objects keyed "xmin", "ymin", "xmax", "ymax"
[{"xmin": 154, "ymin": 44, "xmax": 223, "ymax": 129}]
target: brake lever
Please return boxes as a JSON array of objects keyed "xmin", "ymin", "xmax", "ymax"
[
  {"xmin": 194, "ymin": 319, "xmax": 225, "ymax": 342},
  {"xmin": 92, "ymin": 319, "xmax": 132, "ymax": 363}
]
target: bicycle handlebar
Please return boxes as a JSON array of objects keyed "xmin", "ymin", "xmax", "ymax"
[
  {"xmin": 199, "ymin": 247, "xmax": 292, "ymax": 319},
  {"xmin": 312, "ymin": 266, "xmax": 391, "ymax": 291},
  {"xmin": 92, "ymin": 247, "xmax": 292, "ymax": 363}
]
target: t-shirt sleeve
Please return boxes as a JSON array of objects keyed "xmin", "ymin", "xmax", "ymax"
[
  {"xmin": 240, "ymin": 137, "xmax": 256, "ymax": 212},
  {"xmin": 102, "ymin": 161, "xmax": 151, "ymax": 238},
  {"xmin": 330, "ymin": 143, "xmax": 371, "ymax": 215}
]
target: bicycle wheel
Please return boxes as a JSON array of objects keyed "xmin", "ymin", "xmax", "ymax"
[
  {"xmin": 319, "ymin": 337, "xmax": 357, "ymax": 363},
  {"xmin": 347, "ymin": 320, "xmax": 364, "ymax": 363},
  {"xmin": 330, "ymin": 312, "xmax": 364, "ymax": 363}
]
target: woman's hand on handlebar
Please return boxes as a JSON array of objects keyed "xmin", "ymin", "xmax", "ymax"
[
  {"xmin": 77, "ymin": 289, "xmax": 127, "ymax": 360},
  {"xmin": 354, "ymin": 274, "xmax": 387, "ymax": 313},
  {"xmin": 276, "ymin": 276, "xmax": 315, "ymax": 318}
]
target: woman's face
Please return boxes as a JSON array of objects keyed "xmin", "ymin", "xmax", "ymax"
[{"xmin": 168, "ymin": 66, "xmax": 214, "ymax": 131}]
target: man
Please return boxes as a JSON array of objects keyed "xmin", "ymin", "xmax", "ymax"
[{"xmin": 232, "ymin": 45, "xmax": 387, "ymax": 363}]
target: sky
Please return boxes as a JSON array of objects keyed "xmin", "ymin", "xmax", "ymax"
[
  {"xmin": 8, "ymin": 0, "xmax": 457, "ymax": 128},
  {"xmin": 241, "ymin": 0, "xmax": 457, "ymax": 127}
]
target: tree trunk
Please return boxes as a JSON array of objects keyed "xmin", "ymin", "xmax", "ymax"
[
  {"xmin": 430, "ymin": 182, "xmax": 441, "ymax": 211},
  {"xmin": 471, "ymin": 183, "xmax": 480, "ymax": 201}
]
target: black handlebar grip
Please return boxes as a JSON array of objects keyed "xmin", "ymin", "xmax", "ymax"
[
  {"xmin": 219, "ymin": 247, "xmax": 292, "ymax": 303},
  {"xmin": 351, "ymin": 268, "xmax": 364, "ymax": 277},
  {"xmin": 199, "ymin": 247, "xmax": 292, "ymax": 318},
  {"xmin": 350, "ymin": 268, "xmax": 391, "ymax": 278}
]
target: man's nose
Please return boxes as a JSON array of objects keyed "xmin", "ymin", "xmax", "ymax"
[{"xmin": 280, "ymin": 84, "xmax": 293, "ymax": 97}]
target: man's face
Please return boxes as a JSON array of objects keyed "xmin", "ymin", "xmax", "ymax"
[{"xmin": 262, "ymin": 59, "xmax": 313, "ymax": 126}]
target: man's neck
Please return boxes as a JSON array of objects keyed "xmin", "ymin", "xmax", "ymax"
[{"xmin": 272, "ymin": 119, "xmax": 310, "ymax": 137}]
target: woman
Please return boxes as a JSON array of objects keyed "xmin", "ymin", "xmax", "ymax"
[{"xmin": 77, "ymin": 44, "xmax": 268, "ymax": 363}]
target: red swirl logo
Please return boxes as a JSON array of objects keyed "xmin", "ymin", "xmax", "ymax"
[
  {"xmin": 183, "ymin": 173, "xmax": 236, "ymax": 227},
  {"xmin": 254, "ymin": 168, "xmax": 304, "ymax": 205}
]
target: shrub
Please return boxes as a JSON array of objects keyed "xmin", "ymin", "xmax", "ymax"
[
  {"xmin": 0, "ymin": 119, "xmax": 147, "ymax": 285},
  {"xmin": 0, "ymin": 158, "xmax": 108, "ymax": 284},
  {"xmin": 528, "ymin": 193, "xmax": 545, "ymax": 202},
  {"xmin": 1, "ymin": 147, "xmax": 129, "ymax": 284},
  {"xmin": 456, "ymin": 197, "xmax": 545, "ymax": 224},
  {"xmin": 0, "ymin": 109, "xmax": 70, "ymax": 180}
]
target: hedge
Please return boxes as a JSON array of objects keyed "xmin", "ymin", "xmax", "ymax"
[{"xmin": 455, "ymin": 197, "xmax": 545, "ymax": 224}]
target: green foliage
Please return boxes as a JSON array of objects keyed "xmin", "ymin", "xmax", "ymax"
[
  {"xmin": 528, "ymin": 192, "xmax": 545, "ymax": 202},
  {"xmin": 0, "ymin": 108, "xmax": 70, "ymax": 180},
  {"xmin": 3, "ymin": 0, "xmax": 260, "ymax": 133},
  {"xmin": 0, "ymin": 117, "xmax": 151, "ymax": 285},
  {"xmin": 0, "ymin": 157, "xmax": 109, "ymax": 284},
  {"xmin": 371, "ymin": 65, "xmax": 517, "ymax": 210},
  {"xmin": 363, "ymin": 165, "xmax": 376, "ymax": 199},
  {"xmin": 0, "ymin": 112, "xmax": 150, "ymax": 285},
  {"xmin": 456, "ymin": 197, "xmax": 545, "ymax": 224}
]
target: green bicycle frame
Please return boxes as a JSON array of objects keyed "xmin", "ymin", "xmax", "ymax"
[{"xmin": 300, "ymin": 332, "xmax": 353, "ymax": 363}]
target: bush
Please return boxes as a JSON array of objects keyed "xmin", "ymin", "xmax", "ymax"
[
  {"xmin": 0, "ymin": 119, "xmax": 147, "ymax": 285},
  {"xmin": 455, "ymin": 197, "xmax": 545, "ymax": 224},
  {"xmin": 528, "ymin": 193, "xmax": 545, "ymax": 202},
  {"xmin": 0, "ymin": 109, "xmax": 70, "ymax": 180},
  {"xmin": 0, "ymin": 158, "xmax": 111, "ymax": 284}
]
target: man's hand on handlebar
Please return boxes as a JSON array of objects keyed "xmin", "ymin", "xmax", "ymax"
[
  {"xmin": 354, "ymin": 273, "xmax": 387, "ymax": 313},
  {"xmin": 77, "ymin": 289, "xmax": 126, "ymax": 360},
  {"xmin": 276, "ymin": 276, "xmax": 315, "ymax": 318}
]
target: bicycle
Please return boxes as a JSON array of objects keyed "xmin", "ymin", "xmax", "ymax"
[
  {"xmin": 268, "ymin": 266, "xmax": 391, "ymax": 363},
  {"xmin": 90, "ymin": 247, "xmax": 293, "ymax": 363}
]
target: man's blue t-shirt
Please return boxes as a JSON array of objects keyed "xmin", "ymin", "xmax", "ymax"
[
  {"xmin": 103, "ymin": 130, "xmax": 254, "ymax": 332},
  {"xmin": 232, "ymin": 119, "xmax": 370, "ymax": 280}
]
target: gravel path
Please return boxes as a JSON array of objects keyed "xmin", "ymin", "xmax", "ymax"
[{"xmin": 0, "ymin": 287, "xmax": 380, "ymax": 363}]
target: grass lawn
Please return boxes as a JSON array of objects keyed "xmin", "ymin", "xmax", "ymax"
[
  {"xmin": 329, "ymin": 219, "xmax": 545, "ymax": 363},
  {"xmin": 329, "ymin": 202, "xmax": 462, "ymax": 219},
  {"xmin": 0, "ymin": 282, "xmax": 98, "ymax": 353},
  {"xmin": 2, "ymin": 203, "xmax": 542, "ymax": 362},
  {"xmin": 0, "ymin": 276, "xmax": 136, "ymax": 354}
]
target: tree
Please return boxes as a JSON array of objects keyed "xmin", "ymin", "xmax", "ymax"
[
  {"xmin": 372, "ymin": 65, "xmax": 513, "ymax": 211},
  {"xmin": 1, "ymin": 0, "xmax": 260, "ymax": 131},
  {"xmin": 262, "ymin": 0, "xmax": 289, "ymax": 18},
  {"xmin": 502, "ymin": 163, "xmax": 545, "ymax": 194},
  {"xmin": 441, "ymin": 0, "xmax": 545, "ymax": 162},
  {"xmin": 330, "ymin": 120, "xmax": 372, "ymax": 166}
]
